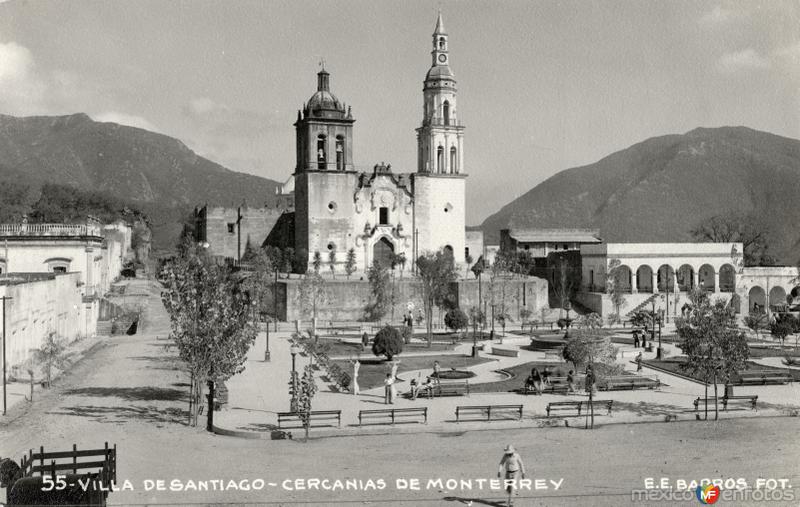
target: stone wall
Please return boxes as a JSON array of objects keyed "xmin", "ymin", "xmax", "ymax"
[
  {"xmin": 0, "ymin": 272, "xmax": 97, "ymax": 369},
  {"xmin": 274, "ymin": 275, "xmax": 548, "ymax": 323}
]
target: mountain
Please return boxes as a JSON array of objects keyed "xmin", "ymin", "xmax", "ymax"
[
  {"xmin": 0, "ymin": 113, "xmax": 282, "ymax": 252},
  {"xmin": 480, "ymin": 126, "xmax": 800, "ymax": 265}
]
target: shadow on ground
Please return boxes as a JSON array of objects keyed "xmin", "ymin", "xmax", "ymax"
[
  {"xmin": 63, "ymin": 386, "xmax": 187, "ymax": 402},
  {"xmin": 608, "ymin": 400, "xmax": 689, "ymax": 417},
  {"xmin": 47, "ymin": 405, "xmax": 187, "ymax": 426}
]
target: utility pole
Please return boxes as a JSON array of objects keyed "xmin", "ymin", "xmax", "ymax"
[
  {"xmin": 2, "ymin": 295, "xmax": 12, "ymax": 416},
  {"xmin": 236, "ymin": 207, "xmax": 243, "ymax": 265}
]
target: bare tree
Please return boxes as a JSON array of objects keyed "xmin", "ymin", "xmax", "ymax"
[{"xmin": 690, "ymin": 212, "xmax": 774, "ymax": 266}]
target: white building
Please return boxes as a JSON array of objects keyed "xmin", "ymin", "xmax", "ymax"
[{"xmin": 574, "ymin": 242, "xmax": 797, "ymax": 319}]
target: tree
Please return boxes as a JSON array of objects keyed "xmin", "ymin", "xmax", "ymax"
[
  {"xmin": 519, "ymin": 307, "xmax": 532, "ymax": 331},
  {"xmin": 417, "ymin": 249, "xmax": 459, "ymax": 346},
  {"xmin": 312, "ymin": 251, "xmax": 322, "ymax": 274},
  {"xmin": 562, "ymin": 313, "xmax": 618, "ymax": 428},
  {"xmin": 297, "ymin": 271, "xmax": 326, "ymax": 337},
  {"xmin": 365, "ymin": 260, "xmax": 394, "ymax": 322},
  {"xmin": 31, "ymin": 332, "xmax": 68, "ymax": 388},
  {"xmin": 605, "ymin": 258, "xmax": 628, "ymax": 324},
  {"xmin": 372, "ymin": 325, "xmax": 404, "ymax": 361},
  {"xmin": 396, "ymin": 253, "xmax": 407, "ymax": 279},
  {"xmin": 444, "ymin": 308, "xmax": 469, "ymax": 339},
  {"xmin": 690, "ymin": 212, "xmax": 775, "ymax": 266},
  {"xmin": 328, "ymin": 249, "xmax": 337, "ymax": 279},
  {"xmin": 551, "ymin": 253, "xmax": 577, "ymax": 317},
  {"xmin": 468, "ymin": 306, "xmax": 485, "ymax": 349},
  {"xmin": 296, "ymin": 363, "xmax": 318, "ymax": 441},
  {"xmin": 676, "ymin": 289, "xmax": 749, "ymax": 420},
  {"xmin": 161, "ymin": 242, "xmax": 257, "ymax": 428},
  {"xmin": 344, "ymin": 248, "xmax": 357, "ymax": 279},
  {"xmin": 744, "ymin": 312, "xmax": 767, "ymax": 340},
  {"xmin": 770, "ymin": 315, "xmax": 794, "ymax": 348},
  {"xmin": 241, "ymin": 247, "xmax": 276, "ymax": 323}
]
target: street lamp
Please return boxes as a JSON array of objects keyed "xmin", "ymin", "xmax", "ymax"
[
  {"xmin": 290, "ymin": 344, "xmax": 300, "ymax": 412},
  {"xmin": 264, "ymin": 317, "xmax": 271, "ymax": 362},
  {"xmin": 651, "ymin": 294, "xmax": 665, "ymax": 360}
]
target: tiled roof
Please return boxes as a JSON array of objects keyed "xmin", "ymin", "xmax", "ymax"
[{"xmin": 508, "ymin": 229, "xmax": 602, "ymax": 243}]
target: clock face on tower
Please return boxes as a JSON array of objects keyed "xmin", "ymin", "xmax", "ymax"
[{"xmin": 438, "ymin": 54, "xmax": 447, "ymax": 63}]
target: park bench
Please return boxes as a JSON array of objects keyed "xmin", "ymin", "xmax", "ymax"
[
  {"xmin": 587, "ymin": 400, "xmax": 614, "ymax": 415},
  {"xmin": 491, "ymin": 346, "xmax": 519, "ymax": 357},
  {"xmin": 522, "ymin": 378, "xmax": 571, "ymax": 395},
  {"xmin": 734, "ymin": 371, "xmax": 793, "ymax": 386},
  {"xmin": 277, "ymin": 410, "xmax": 342, "ymax": 429},
  {"xmin": 5, "ymin": 442, "xmax": 117, "ymax": 506},
  {"xmin": 428, "ymin": 380, "xmax": 470, "ymax": 397},
  {"xmin": 546, "ymin": 400, "xmax": 613, "ymax": 417},
  {"xmin": 546, "ymin": 401, "xmax": 582, "ymax": 417},
  {"xmin": 455, "ymin": 404, "xmax": 523, "ymax": 422},
  {"xmin": 358, "ymin": 407, "xmax": 428, "ymax": 426},
  {"xmin": 694, "ymin": 395, "xmax": 758, "ymax": 411},
  {"xmin": 723, "ymin": 395, "xmax": 758, "ymax": 411},
  {"xmin": 601, "ymin": 375, "xmax": 660, "ymax": 391}
]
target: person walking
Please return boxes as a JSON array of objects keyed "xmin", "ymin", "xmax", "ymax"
[
  {"xmin": 636, "ymin": 352, "xmax": 643, "ymax": 374},
  {"xmin": 384, "ymin": 374, "xmax": 395, "ymax": 404},
  {"xmin": 497, "ymin": 445, "xmax": 526, "ymax": 507},
  {"xmin": 433, "ymin": 360, "xmax": 441, "ymax": 384},
  {"xmin": 633, "ymin": 330, "xmax": 640, "ymax": 348},
  {"xmin": 566, "ymin": 369, "xmax": 576, "ymax": 394}
]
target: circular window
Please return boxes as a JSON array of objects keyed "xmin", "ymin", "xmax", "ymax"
[
  {"xmin": 327, "ymin": 242, "xmax": 335, "ymax": 251},
  {"xmin": 327, "ymin": 201, "xmax": 337, "ymax": 213}
]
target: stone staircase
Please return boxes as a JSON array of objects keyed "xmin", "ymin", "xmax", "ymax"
[
  {"xmin": 626, "ymin": 293, "xmax": 658, "ymax": 318},
  {"xmin": 96, "ymin": 320, "xmax": 112, "ymax": 336}
]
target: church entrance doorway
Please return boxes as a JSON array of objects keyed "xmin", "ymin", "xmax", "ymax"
[{"xmin": 373, "ymin": 237, "xmax": 395, "ymax": 269}]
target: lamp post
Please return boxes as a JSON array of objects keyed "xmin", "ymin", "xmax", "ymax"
[
  {"xmin": 264, "ymin": 317, "xmax": 271, "ymax": 362},
  {"xmin": 651, "ymin": 294, "xmax": 665, "ymax": 359},
  {"xmin": 290, "ymin": 344, "xmax": 299, "ymax": 412},
  {"xmin": 274, "ymin": 269, "xmax": 279, "ymax": 333}
]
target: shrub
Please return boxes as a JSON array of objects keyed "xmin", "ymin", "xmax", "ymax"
[
  {"xmin": 372, "ymin": 326, "xmax": 404, "ymax": 361},
  {"xmin": 444, "ymin": 308, "xmax": 469, "ymax": 334}
]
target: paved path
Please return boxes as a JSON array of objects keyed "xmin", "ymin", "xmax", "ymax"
[
  {"xmin": 1, "ymin": 283, "xmax": 798, "ymax": 506},
  {"xmin": 216, "ymin": 330, "xmax": 800, "ymax": 437}
]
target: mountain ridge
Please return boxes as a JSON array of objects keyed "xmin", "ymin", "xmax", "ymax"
[
  {"xmin": 0, "ymin": 113, "xmax": 282, "ymax": 252},
  {"xmin": 480, "ymin": 126, "xmax": 800, "ymax": 265}
]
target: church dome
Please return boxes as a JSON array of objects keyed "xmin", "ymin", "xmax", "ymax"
[
  {"xmin": 425, "ymin": 65, "xmax": 455, "ymax": 81},
  {"xmin": 307, "ymin": 90, "xmax": 344, "ymax": 112},
  {"xmin": 306, "ymin": 68, "xmax": 346, "ymax": 117}
]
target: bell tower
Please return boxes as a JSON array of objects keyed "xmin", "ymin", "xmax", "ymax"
[
  {"xmin": 416, "ymin": 11, "xmax": 464, "ymax": 175},
  {"xmin": 413, "ymin": 12, "xmax": 467, "ymax": 266},
  {"xmin": 294, "ymin": 66, "xmax": 359, "ymax": 271}
]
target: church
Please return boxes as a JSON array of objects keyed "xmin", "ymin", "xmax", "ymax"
[{"xmin": 196, "ymin": 13, "xmax": 470, "ymax": 273}]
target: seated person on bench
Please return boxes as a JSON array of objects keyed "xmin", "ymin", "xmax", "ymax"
[
  {"xmin": 526, "ymin": 369, "xmax": 542, "ymax": 395},
  {"xmin": 411, "ymin": 376, "xmax": 435, "ymax": 399}
]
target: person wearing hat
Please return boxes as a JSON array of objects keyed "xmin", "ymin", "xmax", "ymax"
[{"xmin": 498, "ymin": 444, "xmax": 526, "ymax": 507}]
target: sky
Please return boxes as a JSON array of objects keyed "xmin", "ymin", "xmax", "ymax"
[{"xmin": 0, "ymin": 0, "xmax": 798, "ymax": 224}]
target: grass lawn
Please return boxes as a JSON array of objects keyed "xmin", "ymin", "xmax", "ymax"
[
  {"xmin": 330, "ymin": 354, "xmax": 491, "ymax": 390},
  {"xmin": 317, "ymin": 338, "xmax": 464, "ymax": 357},
  {"xmin": 467, "ymin": 361, "xmax": 629, "ymax": 394},
  {"xmin": 643, "ymin": 358, "xmax": 800, "ymax": 383},
  {"xmin": 747, "ymin": 346, "xmax": 800, "ymax": 359}
]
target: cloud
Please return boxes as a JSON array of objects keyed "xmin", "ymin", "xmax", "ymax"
[
  {"xmin": 716, "ymin": 48, "xmax": 770, "ymax": 73},
  {"xmin": 0, "ymin": 41, "xmax": 47, "ymax": 114},
  {"xmin": 92, "ymin": 111, "xmax": 157, "ymax": 131},
  {"xmin": 699, "ymin": 5, "xmax": 741, "ymax": 27}
]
